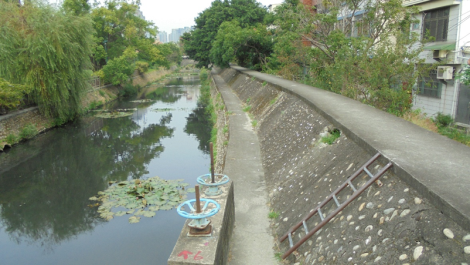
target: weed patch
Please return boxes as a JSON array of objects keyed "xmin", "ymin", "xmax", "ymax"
[
  {"xmin": 268, "ymin": 211, "xmax": 279, "ymax": 219},
  {"xmin": 243, "ymin": 105, "xmax": 252, "ymax": 112},
  {"xmin": 321, "ymin": 129, "xmax": 340, "ymax": 145},
  {"xmin": 19, "ymin": 123, "xmax": 38, "ymax": 140}
]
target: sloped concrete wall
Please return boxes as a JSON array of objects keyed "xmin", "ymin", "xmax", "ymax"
[{"xmin": 219, "ymin": 67, "xmax": 470, "ymax": 264}]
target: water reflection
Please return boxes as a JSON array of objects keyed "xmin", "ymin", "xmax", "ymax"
[
  {"xmin": 184, "ymin": 106, "xmax": 212, "ymax": 154},
  {"xmin": 0, "ymin": 77, "xmax": 211, "ymax": 264},
  {"xmin": 0, "ymin": 114, "xmax": 174, "ymax": 251}
]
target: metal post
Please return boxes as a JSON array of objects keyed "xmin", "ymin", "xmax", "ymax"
[
  {"xmin": 210, "ymin": 142, "xmax": 215, "ymax": 183},
  {"xmin": 195, "ymin": 185, "xmax": 201, "ymax": 213}
]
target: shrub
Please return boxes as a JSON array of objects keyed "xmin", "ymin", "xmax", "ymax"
[
  {"xmin": 135, "ymin": 61, "xmax": 149, "ymax": 74},
  {"xmin": 434, "ymin": 112, "xmax": 453, "ymax": 127},
  {"xmin": 199, "ymin": 68, "xmax": 209, "ymax": 81},
  {"xmin": 19, "ymin": 124, "xmax": 38, "ymax": 140},
  {"xmin": 119, "ymin": 84, "xmax": 139, "ymax": 97}
]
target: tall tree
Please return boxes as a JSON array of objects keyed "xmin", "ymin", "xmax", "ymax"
[
  {"xmin": 63, "ymin": 0, "xmax": 91, "ymax": 15},
  {"xmin": 0, "ymin": 1, "xmax": 94, "ymax": 120},
  {"xmin": 210, "ymin": 20, "xmax": 274, "ymax": 70},
  {"xmin": 184, "ymin": 0, "xmax": 268, "ymax": 68},
  {"xmin": 90, "ymin": 0, "xmax": 157, "ymax": 68},
  {"xmin": 271, "ymin": 0, "xmax": 431, "ymax": 115}
]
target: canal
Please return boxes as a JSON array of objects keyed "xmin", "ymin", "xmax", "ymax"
[{"xmin": 0, "ymin": 76, "xmax": 211, "ymax": 264}]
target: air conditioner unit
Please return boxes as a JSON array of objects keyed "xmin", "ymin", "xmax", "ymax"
[
  {"xmin": 433, "ymin": 50, "xmax": 448, "ymax": 59},
  {"xmin": 437, "ymin": 66, "xmax": 453, "ymax": 80}
]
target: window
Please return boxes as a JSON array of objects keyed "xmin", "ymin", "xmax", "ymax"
[
  {"xmin": 423, "ymin": 7, "xmax": 450, "ymax": 42},
  {"xmin": 418, "ymin": 70, "xmax": 442, "ymax": 98},
  {"xmin": 353, "ymin": 14, "xmax": 370, "ymax": 37}
]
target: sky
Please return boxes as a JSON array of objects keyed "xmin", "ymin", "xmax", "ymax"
[
  {"xmin": 133, "ymin": 0, "xmax": 283, "ymax": 34},
  {"xmin": 47, "ymin": 0, "xmax": 283, "ymax": 35}
]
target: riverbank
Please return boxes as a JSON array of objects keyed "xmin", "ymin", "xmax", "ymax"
[
  {"xmin": 214, "ymin": 66, "xmax": 470, "ymax": 264},
  {"xmin": 0, "ymin": 67, "xmax": 176, "ymax": 152}
]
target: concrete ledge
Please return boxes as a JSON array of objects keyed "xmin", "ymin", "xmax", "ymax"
[
  {"xmin": 227, "ymin": 65, "xmax": 470, "ymax": 230},
  {"xmin": 168, "ymin": 181, "xmax": 234, "ymax": 265}
]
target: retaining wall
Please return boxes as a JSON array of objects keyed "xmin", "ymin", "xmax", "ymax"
[{"xmin": 217, "ymin": 66, "xmax": 470, "ymax": 264}]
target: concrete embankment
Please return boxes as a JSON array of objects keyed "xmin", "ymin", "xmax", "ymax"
[{"xmin": 215, "ymin": 66, "xmax": 470, "ymax": 264}]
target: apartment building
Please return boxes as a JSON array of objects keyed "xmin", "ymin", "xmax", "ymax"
[{"xmin": 403, "ymin": 0, "xmax": 470, "ymax": 125}]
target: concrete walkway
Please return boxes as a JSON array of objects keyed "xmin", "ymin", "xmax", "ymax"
[
  {"xmin": 212, "ymin": 74, "xmax": 277, "ymax": 265},
  {"xmin": 229, "ymin": 65, "xmax": 470, "ymax": 230}
]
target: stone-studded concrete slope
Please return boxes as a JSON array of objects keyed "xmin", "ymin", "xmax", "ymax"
[{"xmin": 218, "ymin": 67, "xmax": 470, "ymax": 264}]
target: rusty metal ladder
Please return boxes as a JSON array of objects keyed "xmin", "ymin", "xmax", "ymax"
[{"xmin": 279, "ymin": 153, "xmax": 393, "ymax": 259}]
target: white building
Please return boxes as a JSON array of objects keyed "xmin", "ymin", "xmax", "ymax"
[{"xmin": 404, "ymin": 0, "xmax": 470, "ymax": 125}]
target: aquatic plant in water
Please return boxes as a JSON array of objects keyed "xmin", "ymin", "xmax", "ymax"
[
  {"xmin": 94, "ymin": 111, "xmax": 133, "ymax": 119},
  {"xmin": 89, "ymin": 176, "xmax": 194, "ymax": 223}
]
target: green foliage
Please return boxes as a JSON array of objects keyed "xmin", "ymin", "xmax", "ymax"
[
  {"xmin": 5, "ymin": 134, "xmax": 19, "ymax": 145},
  {"xmin": 184, "ymin": 0, "xmax": 268, "ymax": 68},
  {"xmin": 269, "ymin": 0, "xmax": 431, "ymax": 116},
  {"xmin": 199, "ymin": 68, "xmax": 209, "ymax": 81},
  {"xmin": 274, "ymin": 252, "xmax": 283, "ymax": 262},
  {"xmin": 243, "ymin": 105, "xmax": 252, "ymax": 112},
  {"xmin": 135, "ymin": 61, "xmax": 149, "ymax": 74},
  {"xmin": 268, "ymin": 211, "xmax": 279, "ymax": 219},
  {"xmin": 321, "ymin": 129, "xmax": 341, "ymax": 145},
  {"xmin": 434, "ymin": 112, "xmax": 453, "ymax": 127},
  {"xmin": 262, "ymin": 81, "xmax": 267, "ymax": 86},
  {"xmin": 90, "ymin": 1, "xmax": 157, "ymax": 68},
  {"xmin": 157, "ymin": 43, "xmax": 183, "ymax": 67},
  {"xmin": 438, "ymin": 126, "xmax": 470, "ymax": 146},
  {"xmin": 63, "ymin": 0, "xmax": 91, "ymax": 15},
  {"xmin": 246, "ymin": 98, "xmax": 251, "ymax": 104},
  {"xmin": 0, "ymin": 78, "xmax": 30, "ymax": 111},
  {"xmin": 90, "ymin": 177, "xmax": 191, "ymax": 223},
  {"xmin": 251, "ymin": 120, "xmax": 258, "ymax": 127},
  {"xmin": 101, "ymin": 49, "xmax": 136, "ymax": 86},
  {"xmin": 119, "ymin": 84, "xmax": 140, "ymax": 98},
  {"xmin": 210, "ymin": 20, "xmax": 274, "ymax": 70},
  {"xmin": 19, "ymin": 124, "xmax": 38, "ymax": 140},
  {"xmin": 0, "ymin": 2, "xmax": 94, "ymax": 120},
  {"xmin": 223, "ymin": 125, "xmax": 228, "ymax": 134},
  {"xmin": 99, "ymin": 90, "xmax": 106, "ymax": 97}
]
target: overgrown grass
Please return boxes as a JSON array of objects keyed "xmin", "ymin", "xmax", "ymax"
[
  {"xmin": 434, "ymin": 113, "xmax": 470, "ymax": 146},
  {"xmin": 5, "ymin": 133, "xmax": 18, "ymax": 145},
  {"xmin": 321, "ymin": 129, "xmax": 341, "ymax": 145},
  {"xmin": 199, "ymin": 69, "xmax": 218, "ymax": 159},
  {"xmin": 262, "ymin": 81, "xmax": 267, "ymax": 86},
  {"xmin": 98, "ymin": 90, "xmax": 106, "ymax": 97},
  {"xmin": 274, "ymin": 252, "xmax": 283, "ymax": 262},
  {"xmin": 223, "ymin": 125, "xmax": 228, "ymax": 134},
  {"xmin": 402, "ymin": 110, "xmax": 470, "ymax": 147},
  {"xmin": 402, "ymin": 109, "xmax": 438, "ymax": 132},
  {"xmin": 251, "ymin": 120, "xmax": 258, "ymax": 128},
  {"xmin": 19, "ymin": 123, "xmax": 38, "ymax": 140}
]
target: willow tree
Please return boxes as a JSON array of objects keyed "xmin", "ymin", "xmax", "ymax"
[{"xmin": 0, "ymin": 1, "xmax": 94, "ymax": 120}]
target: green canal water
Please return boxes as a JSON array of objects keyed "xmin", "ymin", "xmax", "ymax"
[{"xmin": 0, "ymin": 77, "xmax": 212, "ymax": 264}]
